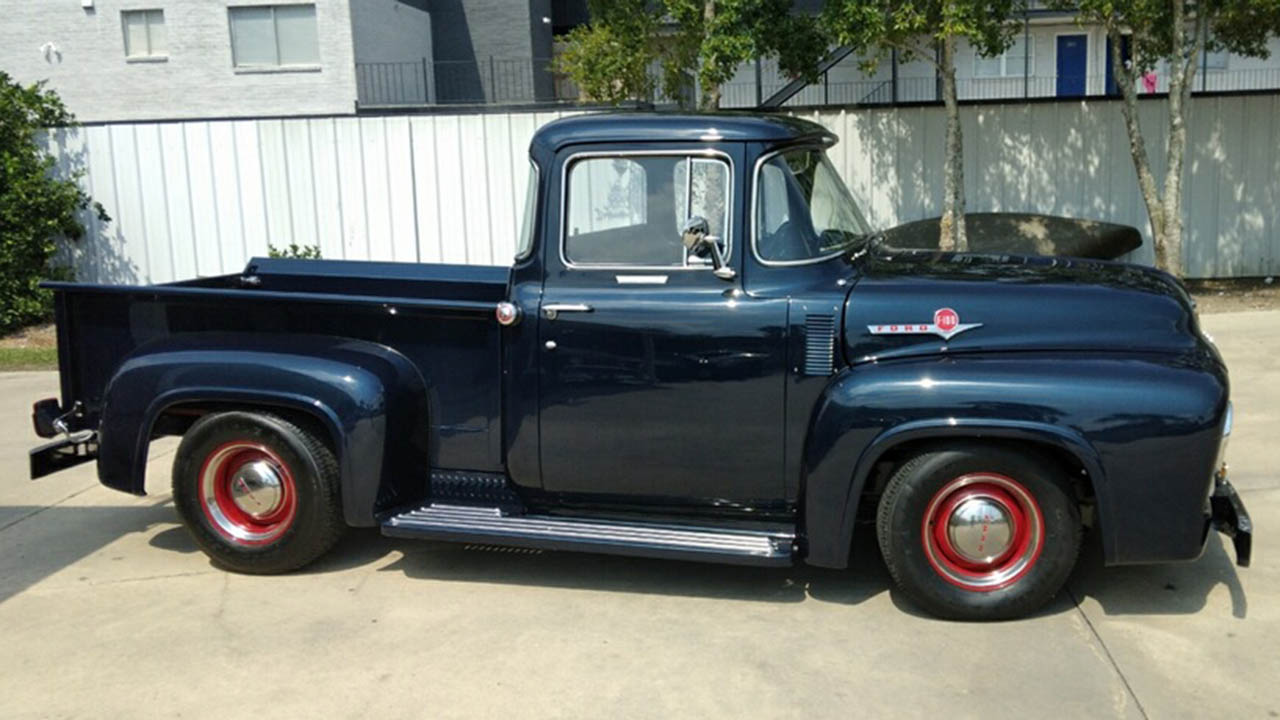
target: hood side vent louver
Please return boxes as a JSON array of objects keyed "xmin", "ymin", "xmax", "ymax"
[{"xmin": 804, "ymin": 314, "xmax": 836, "ymax": 376}]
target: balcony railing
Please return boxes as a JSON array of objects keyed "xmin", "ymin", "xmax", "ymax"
[
  {"xmin": 355, "ymin": 56, "xmax": 700, "ymax": 108},
  {"xmin": 357, "ymin": 57, "xmax": 568, "ymax": 107},
  {"xmin": 357, "ymin": 57, "xmax": 1280, "ymax": 110},
  {"xmin": 720, "ymin": 67, "xmax": 1280, "ymax": 109}
]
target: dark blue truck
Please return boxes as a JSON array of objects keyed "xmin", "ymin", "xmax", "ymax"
[{"xmin": 29, "ymin": 113, "xmax": 1250, "ymax": 620}]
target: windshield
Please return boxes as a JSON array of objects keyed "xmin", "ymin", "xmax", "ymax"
[{"xmin": 754, "ymin": 147, "xmax": 871, "ymax": 263}]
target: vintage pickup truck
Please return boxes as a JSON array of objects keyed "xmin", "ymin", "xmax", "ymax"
[{"xmin": 29, "ymin": 113, "xmax": 1250, "ymax": 620}]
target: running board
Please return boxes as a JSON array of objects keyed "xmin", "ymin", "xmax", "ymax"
[{"xmin": 382, "ymin": 504, "xmax": 795, "ymax": 566}]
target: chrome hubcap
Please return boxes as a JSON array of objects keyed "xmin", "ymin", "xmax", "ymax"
[
  {"xmin": 228, "ymin": 460, "xmax": 285, "ymax": 519},
  {"xmin": 946, "ymin": 496, "xmax": 1014, "ymax": 563},
  {"xmin": 198, "ymin": 441, "xmax": 296, "ymax": 546},
  {"xmin": 922, "ymin": 473, "xmax": 1045, "ymax": 592}
]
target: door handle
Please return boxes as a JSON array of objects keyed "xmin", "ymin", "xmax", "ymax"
[{"xmin": 542, "ymin": 303, "xmax": 592, "ymax": 320}]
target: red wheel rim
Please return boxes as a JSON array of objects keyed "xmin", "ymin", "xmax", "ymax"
[
  {"xmin": 921, "ymin": 473, "xmax": 1044, "ymax": 592},
  {"xmin": 197, "ymin": 441, "xmax": 297, "ymax": 546}
]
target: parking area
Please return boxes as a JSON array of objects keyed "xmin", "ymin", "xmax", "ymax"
[{"xmin": 1, "ymin": 311, "xmax": 1276, "ymax": 719}]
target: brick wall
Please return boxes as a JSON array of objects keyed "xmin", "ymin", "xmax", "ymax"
[{"xmin": 0, "ymin": 0, "xmax": 358, "ymax": 122}]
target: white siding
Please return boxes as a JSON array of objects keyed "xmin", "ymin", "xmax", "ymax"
[
  {"xmin": 45, "ymin": 97, "xmax": 1280, "ymax": 283},
  {"xmin": 0, "ymin": 0, "xmax": 358, "ymax": 123}
]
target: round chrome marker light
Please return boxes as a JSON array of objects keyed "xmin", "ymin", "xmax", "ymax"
[{"xmin": 495, "ymin": 302, "xmax": 521, "ymax": 326}]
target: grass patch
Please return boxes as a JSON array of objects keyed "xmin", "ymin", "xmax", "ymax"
[{"xmin": 0, "ymin": 346, "xmax": 58, "ymax": 371}]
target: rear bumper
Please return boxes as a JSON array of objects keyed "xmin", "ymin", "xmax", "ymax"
[
  {"xmin": 29, "ymin": 433, "xmax": 98, "ymax": 480},
  {"xmin": 1210, "ymin": 475, "xmax": 1252, "ymax": 567}
]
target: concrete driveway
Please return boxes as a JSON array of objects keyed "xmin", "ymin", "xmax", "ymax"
[{"xmin": 1, "ymin": 312, "xmax": 1275, "ymax": 720}]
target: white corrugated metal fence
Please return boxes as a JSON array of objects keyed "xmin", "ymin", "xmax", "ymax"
[{"xmin": 44, "ymin": 94, "xmax": 1280, "ymax": 283}]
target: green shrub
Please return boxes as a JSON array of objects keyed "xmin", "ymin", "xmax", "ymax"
[
  {"xmin": 0, "ymin": 72, "xmax": 99, "ymax": 334},
  {"xmin": 267, "ymin": 243, "xmax": 322, "ymax": 259}
]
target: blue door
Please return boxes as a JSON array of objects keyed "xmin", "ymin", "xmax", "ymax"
[{"xmin": 1057, "ymin": 35, "xmax": 1088, "ymax": 97}]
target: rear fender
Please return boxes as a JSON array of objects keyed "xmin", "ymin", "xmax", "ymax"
[{"xmin": 97, "ymin": 333, "xmax": 430, "ymax": 526}]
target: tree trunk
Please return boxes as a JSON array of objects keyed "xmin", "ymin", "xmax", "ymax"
[
  {"xmin": 699, "ymin": 0, "xmax": 720, "ymax": 110},
  {"xmin": 1157, "ymin": 9, "xmax": 1204, "ymax": 278},
  {"xmin": 938, "ymin": 35, "xmax": 968, "ymax": 252},
  {"xmin": 1108, "ymin": 3, "xmax": 1204, "ymax": 279},
  {"xmin": 700, "ymin": 83, "xmax": 722, "ymax": 111},
  {"xmin": 1109, "ymin": 29, "xmax": 1168, "ymax": 267}
]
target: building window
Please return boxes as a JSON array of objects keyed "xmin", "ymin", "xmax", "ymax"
[
  {"xmin": 1204, "ymin": 47, "xmax": 1229, "ymax": 70},
  {"xmin": 122, "ymin": 9, "xmax": 166, "ymax": 59},
  {"xmin": 975, "ymin": 36, "xmax": 1032, "ymax": 78},
  {"xmin": 229, "ymin": 4, "xmax": 319, "ymax": 68}
]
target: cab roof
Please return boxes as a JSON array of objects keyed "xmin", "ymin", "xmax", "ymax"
[{"xmin": 530, "ymin": 112, "xmax": 836, "ymax": 154}]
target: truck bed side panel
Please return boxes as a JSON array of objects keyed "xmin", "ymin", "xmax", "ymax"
[{"xmin": 53, "ymin": 262, "xmax": 505, "ymax": 474}]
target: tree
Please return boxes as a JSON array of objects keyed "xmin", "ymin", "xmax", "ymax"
[
  {"xmin": 823, "ymin": 0, "xmax": 1026, "ymax": 251},
  {"xmin": 0, "ymin": 72, "xmax": 102, "ymax": 334},
  {"xmin": 555, "ymin": 0, "xmax": 659, "ymax": 105},
  {"xmin": 1063, "ymin": 0, "xmax": 1280, "ymax": 276},
  {"xmin": 554, "ymin": 0, "xmax": 828, "ymax": 110}
]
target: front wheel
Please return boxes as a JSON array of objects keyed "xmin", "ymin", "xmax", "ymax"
[
  {"xmin": 172, "ymin": 411, "xmax": 345, "ymax": 574},
  {"xmin": 876, "ymin": 444, "xmax": 1082, "ymax": 620}
]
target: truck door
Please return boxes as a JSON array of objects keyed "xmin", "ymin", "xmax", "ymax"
[{"xmin": 537, "ymin": 148, "xmax": 787, "ymax": 507}]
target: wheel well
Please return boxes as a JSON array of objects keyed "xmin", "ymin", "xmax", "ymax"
[
  {"xmin": 855, "ymin": 437, "xmax": 1098, "ymax": 528},
  {"xmin": 152, "ymin": 401, "xmax": 338, "ymax": 456}
]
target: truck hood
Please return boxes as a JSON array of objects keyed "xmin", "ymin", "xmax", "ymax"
[{"xmin": 844, "ymin": 248, "xmax": 1205, "ymax": 363}]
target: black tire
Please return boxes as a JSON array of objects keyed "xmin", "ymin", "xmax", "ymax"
[
  {"xmin": 876, "ymin": 443, "xmax": 1082, "ymax": 620},
  {"xmin": 172, "ymin": 411, "xmax": 345, "ymax": 574}
]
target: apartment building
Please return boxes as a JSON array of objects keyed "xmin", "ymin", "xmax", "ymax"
[
  {"xmin": 0, "ymin": 0, "xmax": 431, "ymax": 121},
  {"xmin": 723, "ymin": 7, "xmax": 1280, "ymax": 108}
]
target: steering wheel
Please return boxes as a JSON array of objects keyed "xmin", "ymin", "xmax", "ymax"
[{"xmin": 759, "ymin": 220, "xmax": 820, "ymax": 262}]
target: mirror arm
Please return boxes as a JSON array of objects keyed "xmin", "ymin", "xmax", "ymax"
[
  {"xmin": 682, "ymin": 215, "xmax": 735, "ymax": 281},
  {"xmin": 707, "ymin": 242, "xmax": 736, "ymax": 280}
]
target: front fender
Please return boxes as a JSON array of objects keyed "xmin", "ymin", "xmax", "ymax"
[
  {"xmin": 801, "ymin": 351, "xmax": 1228, "ymax": 568},
  {"xmin": 98, "ymin": 333, "xmax": 430, "ymax": 526}
]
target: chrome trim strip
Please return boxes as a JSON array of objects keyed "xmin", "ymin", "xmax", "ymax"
[
  {"xmin": 615, "ymin": 275, "xmax": 669, "ymax": 285},
  {"xmin": 559, "ymin": 148, "xmax": 734, "ymax": 272}
]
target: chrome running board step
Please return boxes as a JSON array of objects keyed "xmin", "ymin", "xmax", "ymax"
[{"xmin": 381, "ymin": 504, "xmax": 795, "ymax": 566}]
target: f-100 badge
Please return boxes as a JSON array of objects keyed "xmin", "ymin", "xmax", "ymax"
[{"xmin": 867, "ymin": 307, "xmax": 982, "ymax": 341}]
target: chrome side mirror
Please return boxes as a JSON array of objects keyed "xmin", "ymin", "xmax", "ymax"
[{"xmin": 681, "ymin": 215, "xmax": 735, "ymax": 281}]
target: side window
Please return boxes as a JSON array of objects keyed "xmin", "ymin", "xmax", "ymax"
[
  {"xmin": 514, "ymin": 160, "xmax": 538, "ymax": 260},
  {"xmin": 757, "ymin": 162, "xmax": 791, "ymax": 235},
  {"xmin": 564, "ymin": 154, "xmax": 731, "ymax": 268},
  {"xmin": 674, "ymin": 159, "xmax": 731, "ymax": 260}
]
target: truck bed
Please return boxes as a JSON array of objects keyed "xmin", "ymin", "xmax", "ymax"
[{"xmin": 46, "ymin": 257, "xmax": 510, "ymax": 471}]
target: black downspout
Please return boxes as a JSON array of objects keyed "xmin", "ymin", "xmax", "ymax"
[
  {"xmin": 891, "ymin": 48, "xmax": 899, "ymax": 103},
  {"xmin": 1200, "ymin": 22, "xmax": 1209, "ymax": 93},
  {"xmin": 935, "ymin": 42, "xmax": 942, "ymax": 102},
  {"xmin": 755, "ymin": 58, "xmax": 763, "ymax": 106},
  {"xmin": 1023, "ymin": 15, "xmax": 1031, "ymax": 98}
]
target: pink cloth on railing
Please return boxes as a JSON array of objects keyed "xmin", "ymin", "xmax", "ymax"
[{"xmin": 1142, "ymin": 72, "xmax": 1158, "ymax": 93}]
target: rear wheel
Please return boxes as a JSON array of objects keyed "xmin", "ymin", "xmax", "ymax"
[
  {"xmin": 876, "ymin": 444, "xmax": 1081, "ymax": 620},
  {"xmin": 172, "ymin": 411, "xmax": 345, "ymax": 574}
]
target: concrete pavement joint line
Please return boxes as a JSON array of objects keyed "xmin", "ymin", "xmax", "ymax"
[
  {"xmin": 83, "ymin": 569, "xmax": 221, "ymax": 587},
  {"xmin": 1067, "ymin": 586, "xmax": 1150, "ymax": 720},
  {"xmin": 0, "ymin": 482, "xmax": 99, "ymax": 534}
]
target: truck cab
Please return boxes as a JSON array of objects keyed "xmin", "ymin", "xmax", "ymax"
[{"xmin": 29, "ymin": 113, "xmax": 1250, "ymax": 620}]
